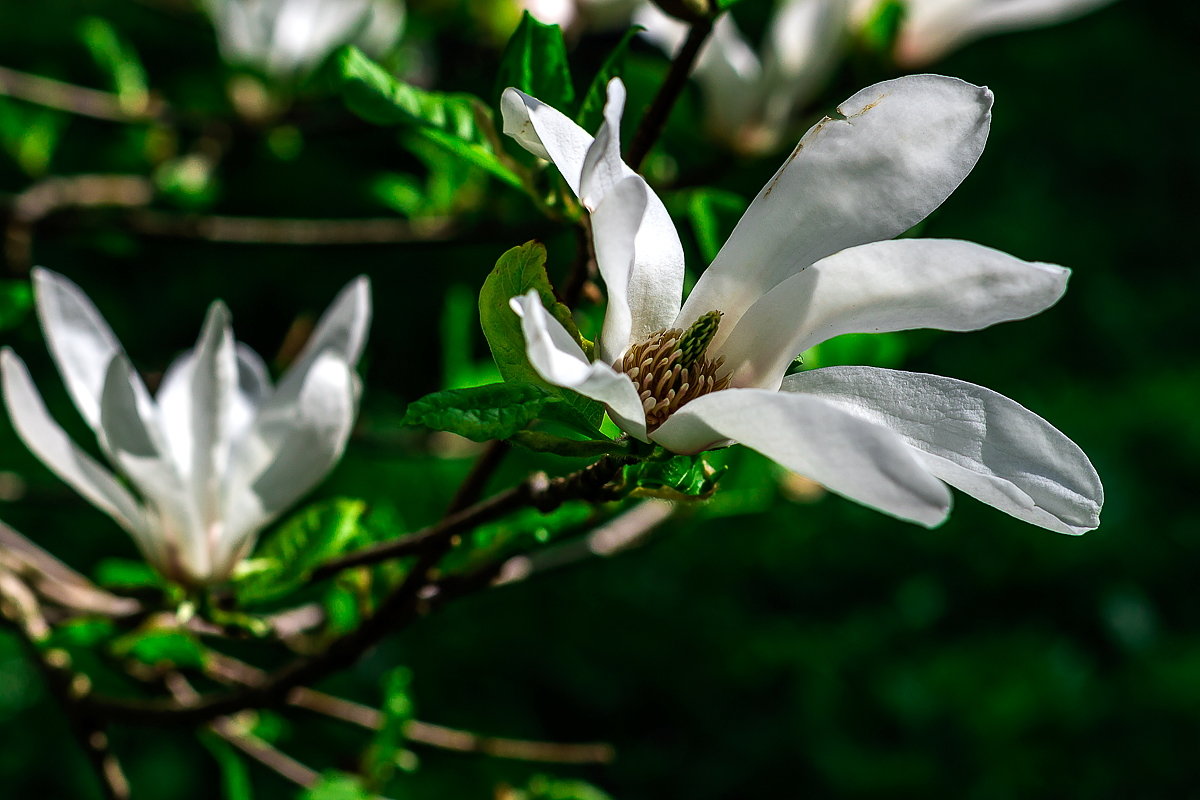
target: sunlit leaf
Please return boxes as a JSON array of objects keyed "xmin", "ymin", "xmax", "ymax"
[
  {"xmin": 78, "ymin": 17, "xmax": 149, "ymax": 114},
  {"xmin": 301, "ymin": 773, "xmax": 372, "ymax": 800},
  {"xmin": 111, "ymin": 629, "xmax": 205, "ymax": 669},
  {"xmin": 626, "ymin": 452, "xmax": 726, "ymax": 500},
  {"xmin": 497, "ymin": 12, "xmax": 574, "ymax": 111},
  {"xmin": 402, "ymin": 383, "xmax": 554, "ymax": 442}
]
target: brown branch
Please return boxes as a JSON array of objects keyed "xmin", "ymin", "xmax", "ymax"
[
  {"xmin": 625, "ymin": 16, "xmax": 715, "ymax": 173},
  {"xmin": 0, "ymin": 65, "xmax": 165, "ymax": 123},
  {"xmin": 80, "ymin": 457, "xmax": 635, "ymax": 725},
  {"xmin": 0, "ymin": 571, "xmax": 130, "ymax": 800},
  {"xmin": 127, "ymin": 210, "xmax": 457, "ymax": 245},
  {"xmin": 206, "ymin": 655, "xmax": 614, "ymax": 765},
  {"xmin": 445, "ymin": 440, "xmax": 511, "ymax": 515}
]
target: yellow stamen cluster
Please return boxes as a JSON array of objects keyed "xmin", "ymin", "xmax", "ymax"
[{"xmin": 616, "ymin": 311, "xmax": 730, "ymax": 430}]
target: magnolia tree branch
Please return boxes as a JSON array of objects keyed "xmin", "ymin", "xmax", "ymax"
[
  {"xmin": 206, "ymin": 654, "xmax": 615, "ymax": 765},
  {"xmin": 0, "ymin": 65, "xmax": 165, "ymax": 123},
  {"xmin": 80, "ymin": 456, "xmax": 635, "ymax": 725},
  {"xmin": 625, "ymin": 16, "xmax": 715, "ymax": 173},
  {"xmin": 0, "ymin": 572, "xmax": 130, "ymax": 800}
]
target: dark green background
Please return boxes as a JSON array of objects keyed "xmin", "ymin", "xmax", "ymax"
[{"xmin": 0, "ymin": 0, "xmax": 1194, "ymax": 797}]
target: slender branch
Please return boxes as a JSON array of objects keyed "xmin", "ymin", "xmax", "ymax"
[
  {"xmin": 445, "ymin": 440, "xmax": 511, "ymax": 515},
  {"xmin": 625, "ymin": 17, "xmax": 715, "ymax": 173},
  {"xmin": 81, "ymin": 457, "xmax": 635, "ymax": 725},
  {"xmin": 0, "ymin": 572, "xmax": 130, "ymax": 800},
  {"xmin": 127, "ymin": 210, "xmax": 457, "ymax": 245},
  {"xmin": 0, "ymin": 65, "xmax": 164, "ymax": 123},
  {"xmin": 205, "ymin": 655, "xmax": 614, "ymax": 765}
]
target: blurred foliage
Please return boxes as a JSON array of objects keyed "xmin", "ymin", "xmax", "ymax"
[{"xmin": 0, "ymin": 0, "xmax": 1195, "ymax": 798}]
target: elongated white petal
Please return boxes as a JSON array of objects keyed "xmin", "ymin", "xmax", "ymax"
[
  {"xmin": 0, "ymin": 349, "xmax": 146, "ymax": 536},
  {"xmin": 219, "ymin": 352, "xmax": 358, "ymax": 577},
  {"xmin": 755, "ymin": 0, "xmax": 846, "ymax": 143},
  {"xmin": 276, "ymin": 275, "xmax": 371, "ymax": 400},
  {"xmin": 32, "ymin": 268, "xmax": 127, "ymax": 430},
  {"xmin": 897, "ymin": 0, "xmax": 1115, "ymax": 66},
  {"xmin": 719, "ymin": 239, "xmax": 1070, "ymax": 389},
  {"xmin": 502, "ymin": 87, "xmax": 594, "ymax": 193},
  {"xmin": 510, "ymin": 290, "xmax": 648, "ymax": 441},
  {"xmin": 677, "ymin": 75, "xmax": 993, "ymax": 344},
  {"xmin": 99, "ymin": 356, "xmax": 203, "ymax": 577},
  {"xmin": 785, "ymin": 367, "xmax": 1102, "ymax": 534},
  {"xmin": 579, "ymin": 79, "xmax": 627, "ymax": 209},
  {"xmin": 186, "ymin": 302, "xmax": 239, "ymax": 535},
  {"xmin": 652, "ymin": 388, "xmax": 952, "ymax": 526},
  {"xmin": 692, "ymin": 12, "xmax": 764, "ymax": 138},
  {"xmin": 591, "ymin": 176, "xmax": 648, "ymax": 363}
]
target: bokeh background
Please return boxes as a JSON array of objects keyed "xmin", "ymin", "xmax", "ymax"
[{"xmin": 0, "ymin": 0, "xmax": 1195, "ymax": 797}]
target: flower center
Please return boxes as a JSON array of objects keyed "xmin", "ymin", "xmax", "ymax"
[{"xmin": 616, "ymin": 310, "xmax": 731, "ymax": 430}]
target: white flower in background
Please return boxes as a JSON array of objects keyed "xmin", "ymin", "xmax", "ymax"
[
  {"xmin": 519, "ymin": 0, "xmax": 643, "ymax": 31},
  {"xmin": 851, "ymin": 0, "xmax": 1117, "ymax": 67},
  {"xmin": 636, "ymin": 0, "xmax": 848, "ymax": 153},
  {"xmin": 501, "ymin": 77, "xmax": 1102, "ymax": 533},
  {"xmin": 1, "ymin": 271, "xmax": 371, "ymax": 586},
  {"xmin": 205, "ymin": 0, "xmax": 406, "ymax": 80}
]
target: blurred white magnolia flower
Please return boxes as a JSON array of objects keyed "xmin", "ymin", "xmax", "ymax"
[
  {"xmin": 518, "ymin": 0, "xmax": 643, "ymax": 31},
  {"xmin": 501, "ymin": 76, "xmax": 1102, "ymax": 533},
  {"xmin": 205, "ymin": 0, "xmax": 406, "ymax": 79},
  {"xmin": 851, "ymin": 0, "xmax": 1117, "ymax": 67},
  {"xmin": 1, "ymin": 271, "xmax": 371, "ymax": 586},
  {"xmin": 637, "ymin": 0, "xmax": 847, "ymax": 152}
]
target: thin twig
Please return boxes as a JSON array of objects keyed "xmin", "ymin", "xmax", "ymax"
[
  {"xmin": 206, "ymin": 655, "xmax": 615, "ymax": 765},
  {"xmin": 0, "ymin": 572, "xmax": 130, "ymax": 800},
  {"xmin": 128, "ymin": 210, "xmax": 457, "ymax": 245},
  {"xmin": 625, "ymin": 17, "xmax": 715, "ymax": 173},
  {"xmin": 445, "ymin": 440, "xmax": 511, "ymax": 515},
  {"xmin": 0, "ymin": 65, "xmax": 165, "ymax": 123}
]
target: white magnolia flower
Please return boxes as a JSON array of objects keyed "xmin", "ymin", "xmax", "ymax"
[
  {"xmin": 205, "ymin": 0, "xmax": 406, "ymax": 79},
  {"xmin": 501, "ymin": 76, "xmax": 1102, "ymax": 533},
  {"xmin": 636, "ymin": 0, "xmax": 847, "ymax": 153},
  {"xmin": 518, "ymin": 0, "xmax": 643, "ymax": 32},
  {"xmin": 1, "ymin": 271, "xmax": 371, "ymax": 586},
  {"xmin": 851, "ymin": 0, "xmax": 1117, "ymax": 67}
]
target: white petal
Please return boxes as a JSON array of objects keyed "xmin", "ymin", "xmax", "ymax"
[
  {"xmin": 0, "ymin": 349, "xmax": 146, "ymax": 537},
  {"xmin": 510, "ymin": 290, "xmax": 648, "ymax": 441},
  {"xmin": 691, "ymin": 12, "xmax": 764, "ymax": 138},
  {"xmin": 651, "ymin": 387, "xmax": 952, "ymax": 526},
  {"xmin": 502, "ymin": 81, "xmax": 685, "ymax": 346},
  {"xmin": 719, "ymin": 239, "xmax": 1070, "ymax": 389},
  {"xmin": 32, "ymin": 268, "xmax": 127, "ymax": 430},
  {"xmin": 186, "ymin": 302, "xmax": 239, "ymax": 532},
  {"xmin": 99, "ymin": 356, "xmax": 203, "ymax": 578},
  {"xmin": 275, "ymin": 275, "xmax": 371, "ymax": 400},
  {"xmin": 501, "ymin": 87, "xmax": 594, "ymax": 194},
  {"xmin": 677, "ymin": 75, "xmax": 993, "ymax": 344},
  {"xmin": 785, "ymin": 367, "xmax": 1103, "ymax": 534},
  {"xmin": 754, "ymin": 0, "xmax": 846, "ymax": 143},
  {"xmin": 897, "ymin": 0, "xmax": 1115, "ymax": 66},
  {"xmin": 220, "ymin": 352, "xmax": 358, "ymax": 576}
]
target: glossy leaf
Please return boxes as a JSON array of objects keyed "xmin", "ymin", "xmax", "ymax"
[
  {"xmin": 497, "ymin": 12, "xmax": 574, "ymax": 111},
  {"xmin": 402, "ymin": 383, "xmax": 553, "ymax": 442}
]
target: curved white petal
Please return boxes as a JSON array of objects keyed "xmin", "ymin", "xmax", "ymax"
[
  {"xmin": 719, "ymin": 238, "xmax": 1070, "ymax": 389},
  {"xmin": 755, "ymin": 0, "xmax": 846, "ymax": 144},
  {"xmin": 502, "ymin": 87, "xmax": 594, "ymax": 193},
  {"xmin": 503, "ymin": 82, "xmax": 685, "ymax": 346},
  {"xmin": 692, "ymin": 12, "xmax": 764, "ymax": 138},
  {"xmin": 591, "ymin": 175, "xmax": 648, "ymax": 363},
  {"xmin": 784, "ymin": 367, "xmax": 1103, "ymax": 534},
  {"xmin": 652, "ymin": 387, "xmax": 952, "ymax": 526},
  {"xmin": 897, "ymin": 0, "xmax": 1115, "ymax": 66},
  {"xmin": 32, "ymin": 268, "xmax": 127, "ymax": 431},
  {"xmin": 276, "ymin": 275, "xmax": 371, "ymax": 400},
  {"xmin": 0, "ymin": 349, "xmax": 146, "ymax": 537},
  {"xmin": 510, "ymin": 290, "xmax": 648, "ymax": 441},
  {"xmin": 219, "ymin": 352, "xmax": 358, "ymax": 577},
  {"xmin": 186, "ymin": 302, "xmax": 239, "ymax": 533},
  {"xmin": 677, "ymin": 74, "xmax": 993, "ymax": 344}
]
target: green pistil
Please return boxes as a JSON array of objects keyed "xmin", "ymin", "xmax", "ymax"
[{"xmin": 676, "ymin": 310, "xmax": 722, "ymax": 368}]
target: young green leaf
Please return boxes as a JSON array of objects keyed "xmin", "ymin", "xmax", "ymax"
[
  {"xmin": 78, "ymin": 17, "xmax": 149, "ymax": 114},
  {"xmin": 111, "ymin": 630, "xmax": 206, "ymax": 669},
  {"xmin": 497, "ymin": 12, "xmax": 575, "ymax": 111},
  {"xmin": 301, "ymin": 774, "xmax": 373, "ymax": 800},
  {"xmin": 338, "ymin": 46, "xmax": 522, "ymax": 188},
  {"xmin": 234, "ymin": 499, "xmax": 371, "ymax": 605},
  {"xmin": 199, "ymin": 733, "xmax": 255, "ymax": 800},
  {"xmin": 576, "ymin": 25, "xmax": 642, "ymax": 131},
  {"xmin": 478, "ymin": 241, "xmax": 603, "ymax": 430},
  {"xmin": 626, "ymin": 453, "xmax": 727, "ymax": 500},
  {"xmin": 361, "ymin": 668, "xmax": 416, "ymax": 790},
  {"xmin": 402, "ymin": 383, "xmax": 554, "ymax": 442}
]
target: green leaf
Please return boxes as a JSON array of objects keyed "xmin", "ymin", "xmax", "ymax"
[
  {"xmin": 111, "ymin": 630, "xmax": 205, "ymax": 669},
  {"xmin": 78, "ymin": 17, "xmax": 149, "ymax": 114},
  {"xmin": 680, "ymin": 188, "xmax": 745, "ymax": 264},
  {"xmin": 338, "ymin": 46, "xmax": 521, "ymax": 188},
  {"xmin": 497, "ymin": 12, "xmax": 574, "ymax": 111},
  {"xmin": 0, "ymin": 281, "xmax": 32, "ymax": 332},
  {"xmin": 575, "ymin": 25, "xmax": 642, "ymax": 131},
  {"xmin": 858, "ymin": 0, "xmax": 907, "ymax": 54},
  {"xmin": 478, "ymin": 241, "xmax": 603, "ymax": 430},
  {"xmin": 402, "ymin": 383, "xmax": 554, "ymax": 442},
  {"xmin": 199, "ymin": 733, "xmax": 254, "ymax": 800},
  {"xmin": 510, "ymin": 430, "xmax": 629, "ymax": 458},
  {"xmin": 234, "ymin": 499, "xmax": 371, "ymax": 605},
  {"xmin": 301, "ymin": 773, "xmax": 372, "ymax": 800},
  {"xmin": 626, "ymin": 453, "xmax": 726, "ymax": 500},
  {"xmin": 94, "ymin": 558, "xmax": 163, "ymax": 591}
]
